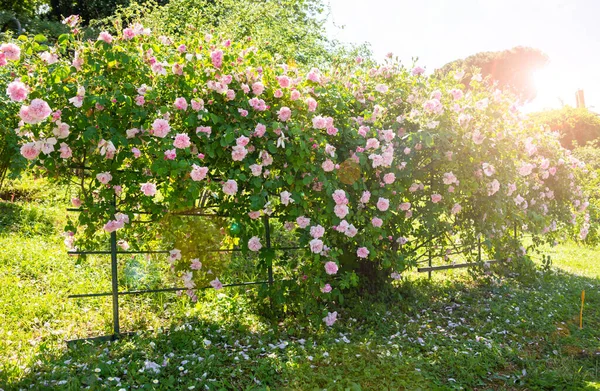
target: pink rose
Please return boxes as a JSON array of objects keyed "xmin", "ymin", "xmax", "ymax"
[
  {"xmin": 280, "ymin": 190, "xmax": 294, "ymax": 206},
  {"xmin": 376, "ymin": 197, "xmax": 389, "ymax": 211},
  {"xmin": 20, "ymin": 143, "xmax": 40, "ymax": 160},
  {"xmin": 71, "ymin": 197, "xmax": 82, "ymax": 207},
  {"xmin": 173, "ymin": 133, "xmax": 191, "ymax": 149},
  {"xmin": 252, "ymin": 82, "xmax": 265, "ymax": 95},
  {"xmin": 357, "ymin": 247, "xmax": 369, "ymax": 258},
  {"xmin": 59, "ymin": 143, "xmax": 72, "ymax": 159},
  {"xmin": 6, "ymin": 80, "xmax": 28, "ymax": 102},
  {"xmin": 211, "ymin": 50, "xmax": 223, "ymax": 68},
  {"xmin": 334, "ymin": 204, "xmax": 349, "ymax": 219},
  {"xmin": 296, "ymin": 216, "xmax": 310, "ymax": 228},
  {"xmin": 210, "ymin": 278, "xmax": 223, "ymax": 290},
  {"xmin": 248, "ymin": 211, "xmax": 261, "ymax": 219},
  {"xmin": 371, "ymin": 217, "xmax": 383, "ymax": 227},
  {"xmin": 290, "ymin": 90, "xmax": 301, "ymax": 100},
  {"xmin": 360, "ymin": 191, "xmax": 371, "ymax": 203},
  {"xmin": 98, "ymin": 31, "xmax": 113, "ymax": 43},
  {"xmin": 383, "ymin": 173, "xmax": 395, "ymax": 184},
  {"xmin": 151, "ymin": 118, "xmax": 171, "ymax": 138},
  {"xmin": 309, "ymin": 238, "xmax": 324, "ymax": 254},
  {"xmin": 332, "ymin": 189, "xmax": 348, "ymax": 205},
  {"xmin": 173, "ymin": 97, "xmax": 188, "ymax": 111},
  {"xmin": 248, "ymin": 236, "xmax": 262, "ymax": 252},
  {"xmin": 278, "ymin": 106, "xmax": 291, "ymax": 122},
  {"xmin": 451, "ymin": 203, "xmax": 462, "ymax": 215},
  {"xmin": 164, "ymin": 149, "xmax": 177, "ymax": 160},
  {"xmin": 19, "ymin": 99, "xmax": 52, "ymax": 124},
  {"xmin": 190, "ymin": 165, "xmax": 208, "ymax": 181},
  {"xmin": 222, "ymin": 180, "xmax": 238, "ymax": 195},
  {"xmin": 431, "ymin": 194, "xmax": 442, "ymax": 203},
  {"xmin": 306, "ymin": 97, "xmax": 318, "ymax": 112},
  {"xmin": 399, "ymin": 202, "xmax": 411, "ymax": 211},
  {"xmin": 96, "ymin": 172, "xmax": 112, "ymax": 184},
  {"xmin": 310, "ymin": 225, "xmax": 325, "ymax": 239},
  {"xmin": 323, "ymin": 311, "xmax": 337, "ymax": 326},
  {"xmin": 0, "ymin": 43, "xmax": 20, "ymax": 61},
  {"xmin": 131, "ymin": 147, "xmax": 141, "ymax": 158},
  {"xmin": 321, "ymin": 284, "xmax": 332, "ymax": 293},
  {"xmin": 322, "ymin": 159, "xmax": 335, "ymax": 172},
  {"xmin": 324, "ymin": 261, "xmax": 338, "ymax": 275},
  {"xmin": 140, "ymin": 182, "xmax": 157, "ymax": 196}
]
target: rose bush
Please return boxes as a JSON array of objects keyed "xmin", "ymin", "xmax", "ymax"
[{"xmin": 0, "ymin": 18, "xmax": 590, "ymax": 325}]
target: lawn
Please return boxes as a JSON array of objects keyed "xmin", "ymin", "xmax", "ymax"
[{"xmin": 0, "ymin": 179, "xmax": 599, "ymax": 390}]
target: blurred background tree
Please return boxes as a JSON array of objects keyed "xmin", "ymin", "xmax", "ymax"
[
  {"xmin": 529, "ymin": 106, "xmax": 600, "ymax": 149},
  {"xmin": 437, "ymin": 46, "xmax": 549, "ymax": 102}
]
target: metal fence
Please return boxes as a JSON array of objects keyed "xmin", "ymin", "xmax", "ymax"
[
  {"xmin": 66, "ymin": 198, "xmax": 519, "ymax": 343},
  {"xmin": 66, "ymin": 199, "xmax": 303, "ymax": 343}
]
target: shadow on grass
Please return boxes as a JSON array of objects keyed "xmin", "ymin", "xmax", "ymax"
[{"xmin": 5, "ymin": 267, "xmax": 600, "ymax": 391}]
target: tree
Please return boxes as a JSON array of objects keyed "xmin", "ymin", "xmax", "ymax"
[
  {"xmin": 529, "ymin": 106, "xmax": 600, "ymax": 149},
  {"xmin": 437, "ymin": 46, "xmax": 549, "ymax": 102}
]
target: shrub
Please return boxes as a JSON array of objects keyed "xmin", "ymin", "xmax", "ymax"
[{"xmin": 0, "ymin": 19, "xmax": 589, "ymax": 325}]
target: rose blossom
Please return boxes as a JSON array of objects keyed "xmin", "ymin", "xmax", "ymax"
[
  {"xmin": 141, "ymin": 182, "xmax": 157, "ymax": 196},
  {"xmin": 296, "ymin": 216, "xmax": 310, "ymax": 228},
  {"xmin": 309, "ymin": 238, "xmax": 324, "ymax": 253},
  {"xmin": 173, "ymin": 133, "xmax": 191, "ymax": 149},
  {"xmin": 323, "ymin": 311, "xmax": 337, "ymax": 326},
  {"xmin": 190, "ymin": 165, "xmax": 208, "ymax": 181},
  {"xmin": 376, "ymin": 197, "xmax": 389, "ymax": 211},
  {"xmin": 210, "ymin": 278, "xmax": 223, "ymax": 290},
  {"xmin": 151, "ymin": 118, "xmax": 171, "ymax": 138},
  {"xmin": 372, "ymin": 217, "xmax": 383, "ymax": 227},
  {"xmin": 310, "ymin": 225, "xmax": 325, "ymax": 239},
  {"xmin": 173, "ymin": 97, "xmax": 188, "ymax": 110},
  {"xmin": 222, "ymin": 180, "xmax": 238, "ymax": 195},
  {"xmin": 277, "ymin": 106, "xmax": 291, "ymax": 122},
  {"xmin": 96, "ymin": 172, "xmax": 112, "ymax": 184},
  {"xmin": 20, "ymin": 143, "xmax": 40, "ymax": 160},
  {"xmin": 431, "ymin": 194, "xmax": 442, "ymax": 203},
  {"xmin": 6, "ymin": 80, "xmax": 28, "ymax": 101},
  {"xmin": 357, "ymin": 247, "xmax": 369, "ymax": 258},
  {"xmin": 324, "ymin": 261, "xmax": 338, "ymax": 275},
  {"xmin": 321, "ymin": 284, "xmax": 332, "ymax": 293},
  {"xmin": 248, "ymin": 236, "xmax": 262, "ymax": 252}
]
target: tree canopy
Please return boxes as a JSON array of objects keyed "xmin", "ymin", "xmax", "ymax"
[
  {"xmin": 437, "ymin": 46, "xmax": 549, "ymax": 102},
  {"xmin": 529, "ymin": 106, "xmax": 600, "ymax": 149}
]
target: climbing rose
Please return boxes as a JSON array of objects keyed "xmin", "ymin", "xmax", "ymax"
[
  {"xmin": 309, "ymin": 238, "xmax": 324, "ymax": 254},
  {"xmin": 210, "ymin": 278, "xmax": 223, "ymax": 290},
  {"xmin": 372, "ymin": 217, "xmax": 383, "ymax": 227},
  {"xmin": 357, "ymin": 247, "xmax": 369, "ymax": 258},
  {"xmin": 6, "ymin": 80, "xmax": 28, "ymax": 101},
  {"xmin": 96, "ymin": 172, "xmax": 112, "ymax": 184},
  {"xmin": 431, "ymin": 194, "xmax": 442, "ymax": 203},
  {"xmin": 322, "ymin": 159, "xmax": 335, "ymax": 172},
  {"xmin": 173, "ymin": 97, "xmax": 188, "ymax": 110},
  {"xmin": 310, "ymin": 225, "xmax": 325, "ymax": 239},
  {"xmin": 211, "ymin": 50, "xmax": 223, "ymax": 68},
  {"xmin": 377, "ymin": 197, "xmax": 390, "ymax": 211},
  {"xmin": 306, "ymin": 97, "xmax": 318, "ymax": 112},
  {"xmin": 280, "ymin": 190, "xmax": 294, "ymax": 206},
  {"xmin": 140, "ymin": 182, "xmax": 157, "ymax": 196},
  {"xmin": 20, "ymin": 143, "xmax": 40, "ymax": 160},
  {"xmin": 321, "ymin": 284, "xmax": 332, "ymax": 293},
  {"xmin": 190, "ymin": 165, "xmax": 208, "ymax": 181},
  {"xmin": 360, "ymin": 191, "xmax": 371, "ymax": 203},
  {"xmin": 0, "ymin": 43, "xmax": 20, "ymax": 61},
  {"xmin": 451, "ymin": 203, "xmax": 462, "ymax": 215},
  {"xmin": 98, "ymin": 31, "xmax": 113, "ymax": 43},
  {"xmin": 151, "ymin": 119, "xmax": 170, "ymax": 138},
  {"xmin": 324, "ymin": 261, "xmax": 338, "ymax": 275},
  {"xmin": 323, "ymin": 311, "xmax": 337, "ymax": 326},
  {"xmin": 19, "ymin": 99, "xmax": 52, "ymax": 124},
  {"xmin": 278, "ymin": 106, "xmax": 291, "ymax": 122},
  {"xmin": 296, "ymin": 216, "xmax": 310, "ymax": 228},
  {"xmin": 173, "ymin": 133, "xmax": 191, "ymax": 149},
  {"xmin": 383, "ymin": 173, "xmax": 395, "ymax": 184},
  {"xmin": 222, "ymin": 180, "xmax": 238, "ymax": 195},
  {"xmin": 248, "ymin": 236, "xmax": 262, "ymax": 252}
]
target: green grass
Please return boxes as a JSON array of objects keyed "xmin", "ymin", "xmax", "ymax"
[{"xmin": 0, "ymin": 179, "xmax": 599, "ymax": 390}]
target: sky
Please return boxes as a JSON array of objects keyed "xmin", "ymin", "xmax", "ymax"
[{"xmin": 326, "ymin": 0, "xmax": 600, "ymax": 112}]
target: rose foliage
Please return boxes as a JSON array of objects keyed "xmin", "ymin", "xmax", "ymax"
[{"xmin": 0, "ymin": 19, "xmax": 591, "ymax": 325}]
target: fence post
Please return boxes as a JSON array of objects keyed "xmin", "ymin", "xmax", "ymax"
[
  {"xmin": 263, "ymin": 215, "xmax": 273, "ymax": 286},
  {"xmin": 110, "ymin": 196, "xmax": 120, "ymax": 337},
  {"xmin": 427, "ymin": 245, "xmax": 432, "ymax": 280}
]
